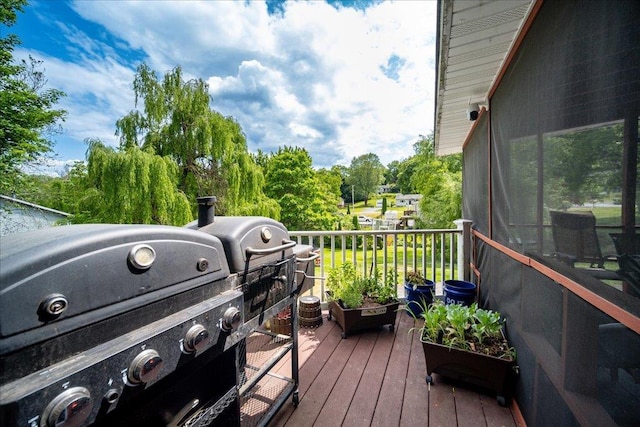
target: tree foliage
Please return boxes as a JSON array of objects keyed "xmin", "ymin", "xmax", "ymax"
[
  {"xmin": 346, "ymin": 153, "xmax": 385, "ymax": 206},
  {"xmin": 0, "ymin": 0, "xmax": 66, "ymax": 194},
  {"xmin": 13, "ymin": 161, "xmax": 90, "ymax": 219},
  {"xmin": 82, "ymin": 140, "xmax": 193, "ymax": 225},
  {"xmin": 263, "ymin": 146, "xmax": 339, "ymax": 231},
  {"xmin": 396, "ymin": 155, "xmax": 420, "ymax": 194},
  {"xmin": 115, "ymin": 63, "xmax": 278, "ymax": 218},
  {"xmin": 543, "ymin": 124, "xmax": 624, "ymax": 207},
  {"xmin": 384, "ymin": 160, "xmax": 400, "ymax": 191},
  {"xmin": 315, "ymin": 167, "xmax": 342, "ymax": 223},
  {"xmin": 407, "ymin": 134, "xmax": 462, "ymax": 228}
]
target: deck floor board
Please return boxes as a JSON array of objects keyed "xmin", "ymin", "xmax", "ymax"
[{"xmin": 268, "ymin": 308, "xmax": 518, "ymax": 427}]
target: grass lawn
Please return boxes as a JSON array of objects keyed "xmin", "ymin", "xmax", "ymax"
[{"xmin": 568, "ymin": 206, "xmax": 623, "ymax": 226}]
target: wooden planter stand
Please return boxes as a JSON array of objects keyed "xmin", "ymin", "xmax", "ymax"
[
  {"xmin": 421, "ymin": 339, "xmax": 516, "ymax": 406},
  {"xmin": 327, "ymin": 299, "xmax": 399, "ymax": 339}
]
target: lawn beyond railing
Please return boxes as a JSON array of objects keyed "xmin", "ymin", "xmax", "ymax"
[{"xmin": 290, "ymin": 219, "xmax": 472, "ymax": 302}]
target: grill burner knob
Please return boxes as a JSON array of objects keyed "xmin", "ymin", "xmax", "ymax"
[
  {"xmin": 41, "ymin": 387, "xmax": 92, "ymax": 427},
  {"xmin": 220, "ymin": 307, "xmax": 241, "ymax": 332},
  {"xmin": 38, "ymin": 293, "xmax": 69, "ymax": 320},
  {"xmin": 183, "ymin": 324, "xmax": 210, "ymax": 353},
  {"xmin": 127, "ymin": 349, "xmax": 163, "ymax": 384}
]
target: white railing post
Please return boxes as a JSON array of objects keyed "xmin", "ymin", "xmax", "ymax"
[{"xmin": 454, "ymin": 219, "xmax": 473, "ymax": 281}]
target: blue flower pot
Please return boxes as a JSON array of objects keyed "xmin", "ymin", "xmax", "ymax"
[
  {"xmin": 443, "ymin": 279, "xmax": 477, "ymax": 306},
  {"xmin": 404, "ymin": 279, "xmax": 435, "ymax": 317}
]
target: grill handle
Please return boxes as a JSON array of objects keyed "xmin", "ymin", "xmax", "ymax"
[
  {"xmin": 295, "ymin": 251, "xmax": 320, "ymax": 263},
  {"xmin": 245, "ymin": 239, "xmax": 296, "ymax": 257}
]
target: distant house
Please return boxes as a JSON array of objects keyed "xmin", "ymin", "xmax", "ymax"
[
  {"xmin": 394, "ymin": 194, "xmax": 422, "ymax": 207},
  {"xmin": 0, "ymin": 195, "xmax": 70, "ymax": 236},
  {"xmin": 377, "ymin": 184, "xmax": 393, "ymax": 194}
]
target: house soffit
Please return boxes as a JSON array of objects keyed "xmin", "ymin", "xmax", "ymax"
[{"xmin": 434, "ymin": 0, "xmax": 535, "ymax": 156}]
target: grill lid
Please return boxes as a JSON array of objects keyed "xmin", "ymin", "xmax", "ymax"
[
  {"xmin": 189, "ymin": 216, "xmax": 295, "ymax": 273},
  {"xmin": 0, "ymin": 224, "xmax": 230, "ymax": 342}
]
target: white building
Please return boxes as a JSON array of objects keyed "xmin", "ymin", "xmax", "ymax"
[{"xmin": 394, "ymin": 194, "xmax": 423, "ymax": 207}]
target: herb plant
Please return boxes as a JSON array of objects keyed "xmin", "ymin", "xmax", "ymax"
[
  {"xmin": 405, "ymin": 270, "xmax": 427, "ymax": 290},
  {"xmin": 326, "ymin": 263, "xmax": 398, "ymax": 309},
  {"xmin": 415, "ymin": 299, "xmax": 515, "ymax": 360}
]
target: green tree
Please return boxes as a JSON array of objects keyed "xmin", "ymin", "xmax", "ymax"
[
  {"xmin": 0, "ymin": 0, "xmax": 66, "ymax": 194},
  {"xmin": 115, "ymin": 63, "xmax": 278, "ymax": 217},
  {"xmin": 331, "ymin": 164, "xmax": 352, "ymax": 203},
  {"xmin": 410, "ymin": 134, "xmax": 462, "ymax": 228},
  {"xmin": 384, "ymin": 160, "xmax": 400, "ymax": 191},
  {"xmin": 315, "ymin": 167, "xmax": 342, "ymax": 207},
  {"xmin": 82, "ymin": 140, "xmax": 193, "ymax": 225},
  {"xmin": 13, "ymin": 161, "xmax": 88, "ymax": 217},
  {"xmin": 346, "ymin": 153, "xmax": 385, "ymax": 206},
  {"xmin": 544, "ymin": 124, "xmax": 624, "ymax": 207},
  {"xmin": 396, "ymin": 156, "xmax": 420, "ymax": 194},
  {"xmin": 42, "ymin": 161, "xmax": 102, "ymax": 223},
  {"xmin": 264, "ymin": 146, "xmax": 335, "ymax": 231}
]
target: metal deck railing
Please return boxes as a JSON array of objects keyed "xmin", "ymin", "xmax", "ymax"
[{"xmin": 290, "ymin": 220, "xmax": 472, "ymax": 302}]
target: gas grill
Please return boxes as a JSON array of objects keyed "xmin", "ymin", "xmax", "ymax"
[{"xmin": 0, "ymin": 197, "xmax": 313, "ymax": 427}]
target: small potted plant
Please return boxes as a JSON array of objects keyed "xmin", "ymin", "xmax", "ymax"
[
  {"xmin": 404, "ymin": 270, "xmax": 435, "ymax": 317},
  {"xmin": 326, "ymin": 263, "xmax": 399, "ymax": 339},
  {"xmin": 415, "ymin": 299, "xmax": 517, "ymax": 406}
]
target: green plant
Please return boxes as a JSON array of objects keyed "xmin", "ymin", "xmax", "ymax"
[
  {"xmin": 418, "ymin": 300, "xmax": 515, "ymax": 360},
  {"xmin": 472, "ymin": 307, "xmax": 502, "ymax": 344},
  {"xmin": 326, "ymin": 263, "xmax": 397, "ymax": 309},
  {"xmin": 405, "ymin": 270, "xmax": 427, "ymax": 290},
  {"xmin": 443, "ymin": 303, "xmax": 472, "ymax": 350},
  {"xmin": 416, "ymin": 299, "xmax": 446, "ymax": 342},
  {"xmin": 372, "ymin": 268, "xmax": 397, "ymax": 304}
]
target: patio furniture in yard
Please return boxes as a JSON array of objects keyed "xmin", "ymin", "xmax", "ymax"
[{"xmin": 549, "ymin": 210, "xmax": 619, "ymax": 281}]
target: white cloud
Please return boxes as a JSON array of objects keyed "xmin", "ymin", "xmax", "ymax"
[
  {"xmin": 22, "ymin": 0, "xmax": 437, "ymax": 168},
  {"xmin": 15, "ymin": 44, "xmax": 135, "ymax": 154}
]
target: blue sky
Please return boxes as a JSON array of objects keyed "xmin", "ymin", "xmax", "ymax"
[{"xmin": 12, "ymin": 0, "xmax": 437, "ymax": 171}]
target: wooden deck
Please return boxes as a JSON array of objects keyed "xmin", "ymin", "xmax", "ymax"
[{"xmin": 265, "ymin": 308, "xmax": 521, "ymax": 427}]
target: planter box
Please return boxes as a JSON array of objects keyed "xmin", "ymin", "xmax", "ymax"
[
  {"xmin": 421, "ymin": 339, "xmax": 516, "ymax": 406},
  {"xmin": 327, "ymin": 299, "xmax": 399, "ymax": 339}
]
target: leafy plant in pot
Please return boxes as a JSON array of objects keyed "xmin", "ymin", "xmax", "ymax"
[
  {"xmin": 414, "ymin": 299, "xmax": 518, "ymax": 406},
  {"xmin": 404, "ymin": 270, "xmax": 435, "ymax": 317},
  {"xmin": 326, "ymin": 263, "xmax": 399, "ymax": 339}
]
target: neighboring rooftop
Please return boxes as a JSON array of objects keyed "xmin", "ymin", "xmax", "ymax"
[{"xmin": 0, "ymin": 195, "xmax": 70, "ymax": 236}]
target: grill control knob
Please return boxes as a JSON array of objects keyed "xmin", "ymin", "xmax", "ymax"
[
  {"xmin": 41, "ymin": 386, "xmax": 92, "ymax": 427},
  {"xmin": 183, "ymin": 324, "xmax": 210, "ymax": 353},
  {"xmin": 220, "ymin": 307, "xmax": 241, "ymax": 332},
  {"xmin": 127, "ymin": 349, "xmax": 163, "ymax": 384}
]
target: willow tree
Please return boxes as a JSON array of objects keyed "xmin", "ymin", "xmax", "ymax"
[
  {"xmin": 115, "ymin": 63, "xmax": 278, "ymax": 217},
  {"xmin": 84, "ymin": 141, "xmax": 192, "ymax": 225}
]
